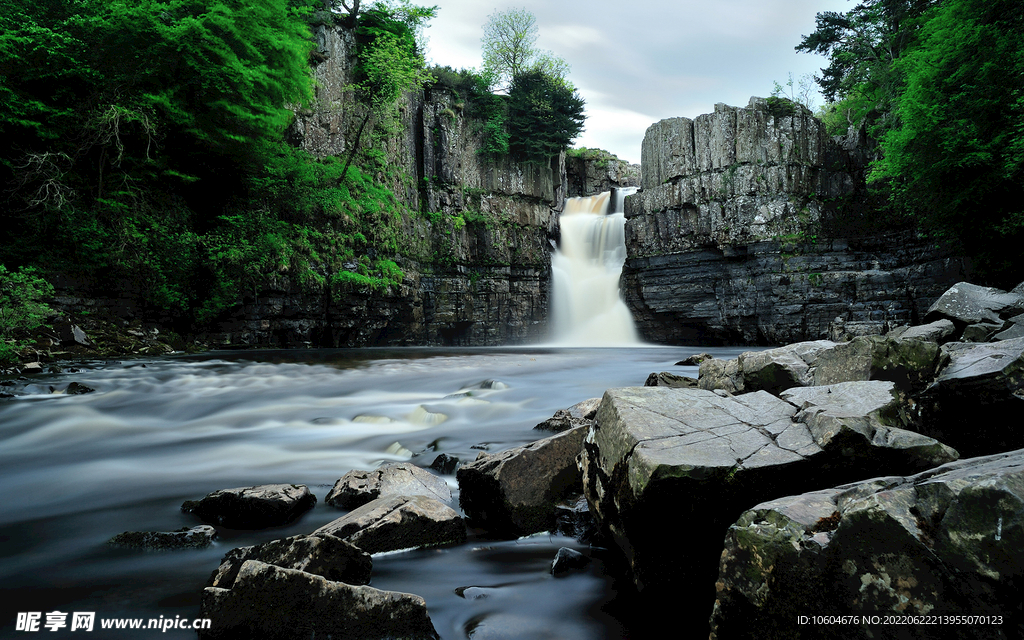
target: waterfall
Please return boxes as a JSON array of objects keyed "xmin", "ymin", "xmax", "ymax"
[{"xmin": 550, "ymin": 188, "xmax": 640, "ymax": 346}]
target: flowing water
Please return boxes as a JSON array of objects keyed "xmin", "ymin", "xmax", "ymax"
[
  {"xmin": 0, "ymin": 346, "xmax": 756, "ymax": 639},
  {"xmin": 550, "ymin": 189, "xmax": 639, "ymax": 346}
]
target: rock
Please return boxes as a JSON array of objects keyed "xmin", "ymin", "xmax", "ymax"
[
  {"xmin": 676, "ymin": 352, "xmax": 713, "ymax": 366},
  {"xmin": 994, "ymin": 314, "xmax": 1024, "ymax": 341},
  {"xmin": 21, "ymin": 362, "xmax": 43, "ymax": 374},
  {"xmin": 199, "ymin": 560, "xmax": 439, "ymax": 640},
  {"xmin": 812, "ymin": 335, "xmax": 942, "ymax": 392},
  {"xmin": 580, "ymin": 385, "xmax": 957, "ymax": 625},
  {"xmin": 182, "ymin": 484, "xmax": 316, "ymax": 529},
  {"xmin": 109, "ymin": 525, "xmax": 216, "ymax": 550},
  {"xmin": 54, "ymin": 318, "xmax": 90, "ymax": 346},
  {"xmin": 457, "ymin": 425, "xmax": 588, "ymax": 536},
  {"xmin": 553, "ymin": 495, "xmax": 598, "ymax": 543},
  {"xmin": 314, "ymin": 495, "xmax": 465, "ymax": 554},
  {"xmin": 963, "ymin": 321, "xmax": 1004, "ymax": 342},
  {"xmin": 207, "ymin": 533, "xmax": 371, "ymax": 589},
  {"xmin": 712, "ymin": 449, "xmax": 1024, "ymax": 639},
  {"xmin": 429, "ymin": 453, "xmax": 459, "ymax": 474},
  {"xmin": 550, "ymin": 547, "xmax": 591, "ymax": 576},
  {"xmin": 925, "ymin": 281, "xmax": 1024, "ymax": 327},
  {"xmin": 65, "ymin": 382, "xmax": 94, "ymax": 395},
  {"xmin": 533, "ymin": 397, "xmax": 601, "ymax": 432},
  {"xmin": 828, "ymin": 318, "xmax": 887, "ymax": 342},
  {"xmin": 888, "ymin": 318, "xmax": 957, "ymax": 343},
  {"xmin": 644, "ymin": 371, "xmax": 698, "ymax": 388},
  {"xmin": 698, "ymin": 341, "xmax": 836, "ymax": 395},
  {"xmin": 325, "ymin": 462, "xmax": 451, "ymax": 510},
  {"xmin": 917, "ymin": 337, "xmax": 1024, "ymax": 457}
]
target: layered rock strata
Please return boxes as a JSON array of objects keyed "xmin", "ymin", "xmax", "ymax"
[{"xmin": 622, "ymin": 98, "xmax": 967, "ymax": 344}]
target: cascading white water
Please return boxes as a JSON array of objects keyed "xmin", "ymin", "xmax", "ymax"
[{"xmin": 550, "ymin": 188, "xmax": 640, "ymax": 346}]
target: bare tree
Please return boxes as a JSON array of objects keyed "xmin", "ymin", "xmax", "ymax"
[{"xmin": 481, "ymin": 8, "xmax": 568, "ymax": 90}]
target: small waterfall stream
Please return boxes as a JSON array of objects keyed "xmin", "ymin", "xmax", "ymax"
[{"xmin": 550, "ymin": 188, "xmax": 640, "ymax": 346}]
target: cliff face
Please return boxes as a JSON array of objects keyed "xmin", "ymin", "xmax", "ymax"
[
  {"xmin": 202, "ymin": 24, "xmax": 560, "ymax": 347},
  {"xmin": 565, "ymin": 149, "xmax": 640, "ymax": 197},
  {"xmin": 622, "ymin": 97, "xmax": 967, "ymax": 344}
]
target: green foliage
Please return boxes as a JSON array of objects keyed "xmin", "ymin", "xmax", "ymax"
[
  {"xmin": 507, "ymin": 70, "xmax": 585, "ymax": 164},
  {"xmin": 0, "ymin": 265, "xmax": 54, "ymax": 363},
  {"xmin": 480, "ymin": 7, "xmax": 569, "ymax": 90},
  {"xmin": 871, "ymin": 0, "xmax": 1024, "ymax": 283},
  {"xmin": 770, "ymin": 73, "xmax": 818, "ymax": 111}
]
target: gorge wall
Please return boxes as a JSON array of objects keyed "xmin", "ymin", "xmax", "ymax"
[{"xmin": 622, "ymin": 97, "xmax": 969, "ymax": 344}]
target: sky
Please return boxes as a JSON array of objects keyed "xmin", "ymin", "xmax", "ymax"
[{"xmin": 420, "ymin": 0, "xmax": 851, "ymax": 164}]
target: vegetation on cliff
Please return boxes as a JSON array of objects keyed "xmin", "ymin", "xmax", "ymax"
[{"xmin": 798, "ymin": 0, "xmax": 1023, "ymax": 284}]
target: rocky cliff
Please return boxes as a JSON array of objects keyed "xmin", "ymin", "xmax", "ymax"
[
  {"xmin": 622, "ymin": 97, "xmax": 968, "ymax": 344},
  {"xmin": 565, "ymin": 148, "xmax": 640, "ymax": 197}
]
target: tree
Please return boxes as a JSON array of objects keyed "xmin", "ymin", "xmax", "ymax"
[
  {"xmin": 480, "ymin": 7, "xmax": 568, "ymax": 90},
  {"xmin": 870, "ymin": 0, "xmax": 1024, "ymax": 283},
  {"xmin": 506, "ymin": 69, "xmax": 585, "ymax": 163}
]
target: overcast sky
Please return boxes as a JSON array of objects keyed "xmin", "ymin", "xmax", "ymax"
[{"xmin": 421, "ymin": 0, "xmax": 850, "ymax": 164}]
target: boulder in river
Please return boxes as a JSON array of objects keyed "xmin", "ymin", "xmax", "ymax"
[
  {"xmin": 324, "ymin": 462, "xmax": 451, "ymax": 510},
  {"xmin": 533, "ymin": 397, "xmax": 601, "ymax": 432},
  {"xmin": 458, "ymin": 425, "xmax": 588, "ymax": 536},
  {"xmin": 314, "ymin": 494, "xmax": 465, "ymax": 554},
  {"xmin": 207, "ymin": 533, "xmax": 371, "ymax": 589},
  {"xmin": 182, "ymin": 484, "xmax": 316, "ymax": 529},
  {"xmin": 925, "ymin": 281, "xmax": 1024, "ymax": 328},
  {"xmin": 644, "ymin": 371, "xmax": 699, "ymax": 388},
  {"xmin": 712, "ymin": 449, "xmax": 1024, "ymax": 640},
  {"xmin": 200, "ymin": 560, "xmax": 439, "ymax": 640},
  {"xmin": 580, "ymin": 385, "xmax": 957, "ymax": 627},
  {"xmin": 108, "ymin": 525, "xmax": 217, "ymax": 550}
]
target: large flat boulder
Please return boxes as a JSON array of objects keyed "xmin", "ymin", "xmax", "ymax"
[
  {"xmin": 314, "ymin": 495, "xmax": 465, "ymax": 554},
  {"xmin": 925, "ymin": 281, "xmax": 1024, "ymax": 327},
  {"xmin": 325, "ymin": 462, "xmax": 451, "ymax": 510},
  {"xmin": 712, "ymin": 449, "xmax": 1024, "ymax": 639},
  {"xmin": 182, "ymin": 484, "xmax": 316, "ymax": 529},
  {"xmin": 200, "ymin": 560, "xmax": 439, "ymax": 640},
  {"xmin": 457, "ymin": 425, "xmax": 588, "ymax": 536},
  {"xmin": 580, "ymin": 384, "xmax": 957, "ymax": 628}
]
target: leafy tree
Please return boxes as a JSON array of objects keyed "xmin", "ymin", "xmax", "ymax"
[
  {"xmin": 796, "ymin": 0, "xmax": 935, "ymax": 135},
  {"xmin": 480, "ymin": 7, "xmax": 568, "ymax": 90},
  {"xmin": 507, "ymin": 70, "xmax": 585, "ymax": 163},
  {"xmin": 871, "ymin": 0, "xmax": 1024, "ymax": 283}
]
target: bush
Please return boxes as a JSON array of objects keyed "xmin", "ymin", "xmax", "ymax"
[{"xmin": 0, "ymin": 265, "xmax": 54, "ymax": 363}]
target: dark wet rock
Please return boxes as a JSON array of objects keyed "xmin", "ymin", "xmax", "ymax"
[
  {"xmin": 182, "ymin": 484, "xmax": 316, "ymax": 529},
  {"xmin": 925, "ymin": 281, "xmax": 1024, "ymax": 327},
  {"xmin": 712, "ymin": 449, "xmax": 1024, "ymax": 640},
  {"xmin": 888, "ymin": 318, "xmax": 957, "ymax": 343},
  {"xmin": 580, "ymin": 385, "xmax": 957, "ymax": 626},
  {"xmin": 429, "ymin": 453, "xmax": 460, "ymax": 474},
  {"xmin": 550, "ymin": 547, "xmax": 591, "ymax": 576},
  {"xmin": 916, "ymin": 337, "xmax": 1024, "ymax": 457},
  {"xmin": 458, "ymin": 425, "xmax": 588, "ymax": 536},
  {"xmin": 65, "ymin": 382, "xmax": 95, "ymax": 395},
  {"xmin": 314, "ymin": 495, "xmax": 465, "ymax": 554},
  {"xmin": 676, "ymin": 352, "xmax": 713, "ymax": 366},
  {"xmin": 554, "ymin": 495, "xmax": 599, "ymax": 543},
  {"xmin": 54, "ymin": 318, "xmax": 91, "ymax": 346},
  {"xmin": 533, "ymin": 397, "xmax": 601, "ymax": 432},
  {"xmin": 207, "ymin": 533, "xmax": 371, "ymax": 589},
  {"xmin": 644, "ymin": 371, "xmax": 699, "ymax": 388},
  {"xmin": 108, "ymin": 525, "xmax": 216, "ymax": 550},
  {"xmin": 963, "ymin": 321, "xmax": 1005, "ymax": 342},
  {"xmin": 325, "ymin": 462, "xmax": 451, "ymax": 510},
  {"xmin": 199, "ymin": 560, "xmax": 439, "ymax": 640}
]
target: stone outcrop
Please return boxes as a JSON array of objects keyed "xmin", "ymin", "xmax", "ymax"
[
  {"xmin": 325, "ymin": 462, "xmax": 451, "ymax": 510},
  {"xmin": 457, "ymin": 425, "xmax": 588, "ymax": 536},
  {"xmin": 181, "ymin": 484, "xmax": 316, "ymax": 530},
  {"xmin": 207, "ymin": 533, "xmax": 372, "ymax": 589},
  {"xmin": 314, "ymin": 495, "xmax": 465, "ymax": 554},
  {"xmin": 565, "ymin": 148, "xmax": 640, "ymax": 197},
  {"xmin": 712, "ymin": 449, "xmax": 1024, "ymax": 639},
  {"xmin": 622, "ymin": 98, "xmax": 967, "ymax": 344},
  {"xmin": 579, "ymin": 384, "xmax": 957, "ymax": 624},
  {"xmin": 200, "ymin": 560, "xmax": 439, "ymax": 640},
  {"xmin": 533, "ymin": 397, "xmax": 601, "ymax": 432}
]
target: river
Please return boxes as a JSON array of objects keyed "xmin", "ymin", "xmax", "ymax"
[{"xmin": 0, "ymin": 345, "xmax": 752, "ymax": 638}]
